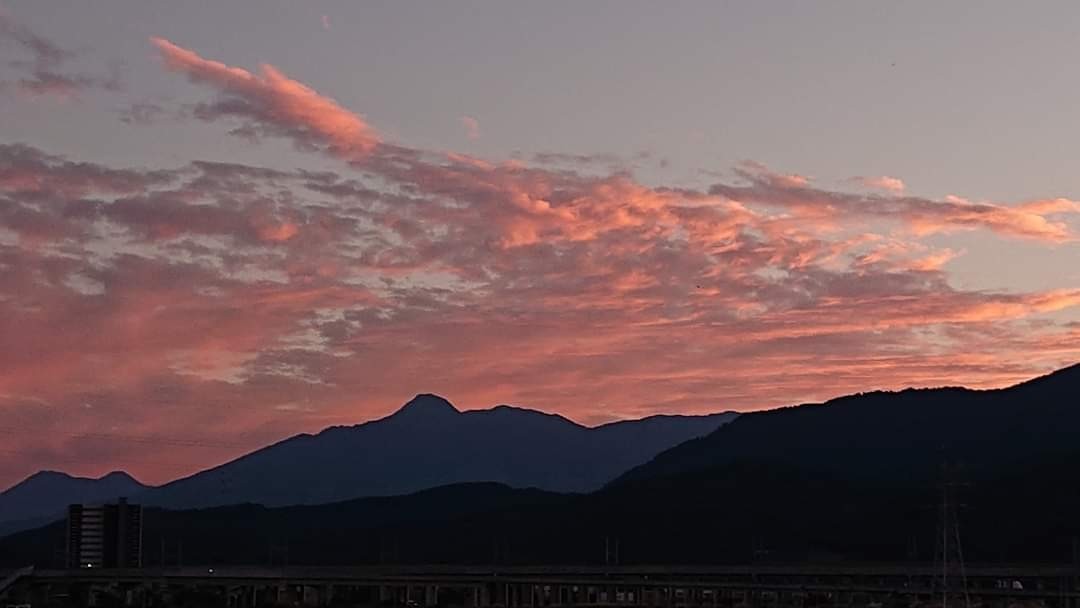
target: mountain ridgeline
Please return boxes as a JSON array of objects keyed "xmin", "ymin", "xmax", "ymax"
[
  {"xmin": 0, "ymin": 471, "xmax": 146, "ymax": 538},
  {"xmin": 615, "ymin": 362, "xmax": 1080, "ymax": 487},
  {"xmin": 138, "ymin": 396, "xmax": 737, "ymax": 509},
  {"xmin": 2, "ymin": 364, "xmax": 1079, "ymax": 566},
  {"xmin": 0, "ymin": 396, "xmax": 736, "ymax": 536}
]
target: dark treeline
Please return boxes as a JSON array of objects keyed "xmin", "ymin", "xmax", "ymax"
[{"xmin": 2, "ymin": 454, "xmax": 1079, "ymax": 567}]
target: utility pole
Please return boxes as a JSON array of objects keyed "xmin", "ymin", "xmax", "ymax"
[
  {"xmin": 942, "ymin": 480, "xmax": 948, "ymax": 608},
  {"xmin": 934, "ymin": 461, "xmax": 970, "ymax": 608}
]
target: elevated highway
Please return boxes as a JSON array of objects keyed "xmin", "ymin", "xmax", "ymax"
[{"xmin": 3, "ymin": 563, "xmax": 1078, "ymax": 608}]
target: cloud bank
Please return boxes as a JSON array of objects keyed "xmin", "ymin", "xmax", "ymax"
[{"xmin": 0, "ymin": 38, "xmax": 1077, "ymax": 487}]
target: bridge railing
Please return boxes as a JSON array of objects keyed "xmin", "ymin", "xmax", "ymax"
[{"xmin": 0, "ymin": 566, "xmax": 33, "ymax": 599}]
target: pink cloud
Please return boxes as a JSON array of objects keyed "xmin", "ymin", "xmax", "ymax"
[
  {"xmin": 737, "ymin": 160, "xmax": 811, "ymax": 188},
  {"xmin": 713, "ymin": 163, "xmax": 1079, "ymax": 243},
  {"xmin": 150, "ymin": 40, "xmax": 1080, "ymax": 245},
  {"xmin": 151, "ymin": 37, "xmax": 380, "ymax": 159},
  {"xmin": 0, "ymin": 143, "xmax": 174, "ymax": 196},
  {"xmin": 321, "ymin": 14, "xmax": 331, "ymax": 31},
  {"xmin": 1019, "ymin": 198, "xmax": 1080, "ymax": 215},
  {"xmin": 906, "ymin": 248, "xmax": 960, "ymax": 272},
  {"xmin": 459, "ymin": 115, "xmax": 480, "ymax": 140},
  {"xmin": 851, "ymin": 175, "xmax": 906, "ymax": 193}
]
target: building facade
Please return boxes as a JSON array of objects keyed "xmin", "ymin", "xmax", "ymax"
[{"xmin": 66, "ymin": 498, "xmax": 142, "ymax": 569}]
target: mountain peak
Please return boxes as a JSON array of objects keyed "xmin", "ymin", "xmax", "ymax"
[
  {"xmin": 17, "ymin": 470, "xmax": 74, "ymax": 485},
  {"xmin": 99, "ymin": 471, "xmax": 138, "ymax": 483},
  {"xmin": 394, "ymin": 394, "xmax": 460, "ymax": 417},
  {"xmin": 3, "ymin": 470, "xmax": 146, "ymax": 497}
]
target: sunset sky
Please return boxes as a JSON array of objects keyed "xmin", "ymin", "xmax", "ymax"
[{"xmin": 2, "ymin": 2, "xmax": 1079, "ymax": 488}]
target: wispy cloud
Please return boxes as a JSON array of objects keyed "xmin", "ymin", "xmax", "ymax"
[
  {"xmin": 850, "ymin": 175, "xmax": 906, "ymax": 194},
  {"xmin": 0, "ymin": 14, "xmax": 120, "ymax": 99},
  {"xmin": 151, "ymin": 37, "xmax": 380, "ymax": 158},
  {"xmin": 459, "ymin": 115, "xmax": 480, "ymax": 140},
  {"xmin": 117, "ymin": 101, "xmax": 167, "ymax": 125},
  {"xmin": 713, "ymin": 162, "xmax": 1079, "ymax": 243}
]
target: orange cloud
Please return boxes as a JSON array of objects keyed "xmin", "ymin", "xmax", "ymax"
[
  {"xmin": 256, "ymin": 221, "xmax": 300, "ymax": 243},
  {"xmin": 1019, "ymin": 198, "xmax": 1080, "ymax": 214},
  {"xmin": 151, "ymin": 37, "xmax": 379, "ymax": 159},
  {"xmin": 713, "ymin": 164, "xmax": 1079, "ymax": 243},
  {"xmin": 851, "ymin": 175, "xmax": 906, "ymax": 193}
]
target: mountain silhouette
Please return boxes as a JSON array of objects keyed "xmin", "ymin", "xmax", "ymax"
[
  {"xmin": 131, "ymin": 395, "xmax": 735, "ymax": 509},
  {"xmin": 0, "ymin": 471, "xmax": 146, "ymax": 537},
  {"xmin": 0, "ymin": 397, "xmax": 733, "ymax": 537},
  {"xmin": 616, "ymin": 363, "xmax": 1080, "ymax": 486},
  {"xmin": 2, "ymin": 364, "xmax": 1079, "ymax": 566}
]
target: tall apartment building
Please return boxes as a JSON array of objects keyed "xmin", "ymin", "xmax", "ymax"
[{"xmin": 66, "ymin": 498, "xmax": 143, "ymax": 568}]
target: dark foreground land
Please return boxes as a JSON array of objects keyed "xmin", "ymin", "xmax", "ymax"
[{"xmin": 3, "ymin": 454, "xmax": 1080, "ymax": 569}]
